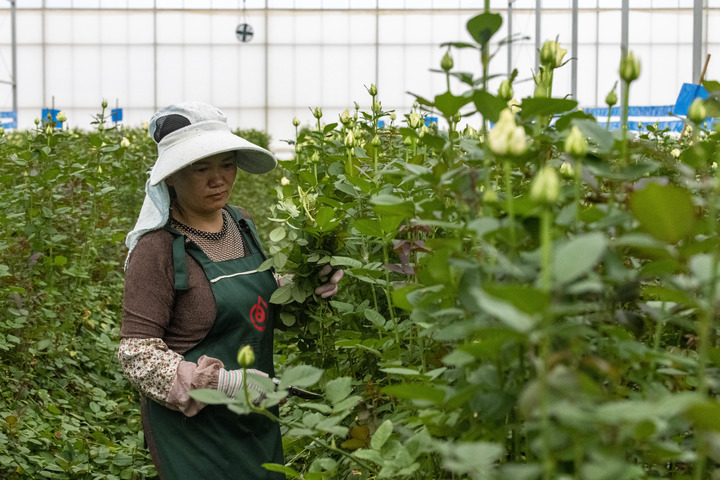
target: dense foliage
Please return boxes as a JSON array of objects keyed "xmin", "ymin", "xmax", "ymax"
[
  {"xmin": 0, "ymin": 110, "xmax": 278, "ymax": 478},
  {"xmin": 4, "ymin": 8, "xmax": 720, "ymax": 480},
  {"xmin": 198, "ymin": 10, "xmax": 720, "ymax": 480}
]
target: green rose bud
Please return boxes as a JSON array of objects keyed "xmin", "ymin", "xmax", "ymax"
[
  {"xmin": 368, "ymin": 83, "xmax": 378, "ymax": 96},
  {"xmin": 498, "ymin": 80, "xmax": 513, "ymax": 102},
  {"xmin": 371, "ymin": 134, "xmax": 381, "ymax": 147},
  {"xmin": 530, "ymin": 166, "xmax": 560, "ymax": 205},
  {"xmin": 564, "ymin": 126, "xmax": 588, "ymax": 157},
  {"xmin": 372, "ymin": 100, "xmax": 382, "ymax": 113},
  {"xmin": 483, "ymin": 188, "xmax": 498, "ymax": 203},
  {"xmin": 313, "ymin": 107, "xmax": 323, "ymax": 119},
  {"xmin": 687, "ymin": 98, "xmax": 707, "ymax": 124},
  {"xmin": 101, "ymin": 99, "xmax": 108, "ymax": 109},
  {"xmin": 34, "ymin": 117, "xmax": 40, "ymax": 126},
  {"xmin": 56, "ymin": 111, "xmax": 67, "ymax": 123},
  {"xmin": 0, "ymin": 126, "xmax": 4, "ymax": 136},
  {"xmin": 619, "ymin": 51, "xmax": 641, "ymax": 83},
  {"xmin": 605, "ymin": 84, "xmax": 618, "ymax": 107},
  {"xmin": 344, "ymin": 130, "xmax": 355, "ymax": 148},
  {"xmin": 441, "ymin": 51, "xmax": 454, "ymax": 72},
  {"xmin": 390, "ymin": 112, "xmax": 397, "ymax": 121},
  {"xmin": 237, "ymin": 345, "xmax": 255, "ymax": 368},
  {"xmin": 292, "ymin": 116, "xmax": 301, "ymax": 127}
]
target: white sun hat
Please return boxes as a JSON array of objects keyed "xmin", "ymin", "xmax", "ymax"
[
  {"xmin": 148, "ymin": 101, "xmax": 276, "ymax": 185},
  {"xmin": 125, "ymin": 101, "xmax": 276, "ymax": 268}
]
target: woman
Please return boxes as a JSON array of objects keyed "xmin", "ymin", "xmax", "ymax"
[{"xmin": 118, "ymin": 102, "xmax": 342, "ymax": 480}]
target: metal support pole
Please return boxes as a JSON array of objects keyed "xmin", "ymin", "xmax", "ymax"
[
  {"xmin": 621, "ymin": 0, "xmax": 628, "ymax": 56},
  {"xmin": 10, "ymin": 0, "xmax": 17, "ymax": 116},
  {"xmin": 264, "ymin": 0, "xmax": 269, "ymax": 134},
  {"xmin": 571, "ymin": 0, "xmax": 578, "ymax": 99},
  {"xmin": 507, "ymin": 0, "xmax": 513, "ymax": 76},
  {"xmin": 375, "ymin": 0, "xmax": 379, "ymax": 92},
  {"xmin": 535, "ymin": 0, "xmax": 541, "ymax": 70},
  {"xmin": 153, "ymin": 0, "xmax": 158, "ymax": 111},
  {"xmin": 693, "ymin": 0, "xmax": 703, "ymax": 82}
]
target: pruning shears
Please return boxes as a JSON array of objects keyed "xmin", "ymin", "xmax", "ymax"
[{"xmin": 272, "ymin": 378, "xmax": 322, "ymax": 400}]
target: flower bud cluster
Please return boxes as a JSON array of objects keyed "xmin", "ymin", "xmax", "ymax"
[{"xmin": 487, "ymin": 109, "xmax": 526, "ymax": 156}]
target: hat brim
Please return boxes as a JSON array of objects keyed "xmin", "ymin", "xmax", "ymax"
[{"xmin": 149, "ymin": 127, "xmax": 277, "ymax": 185}]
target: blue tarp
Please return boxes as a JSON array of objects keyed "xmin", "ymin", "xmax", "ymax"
[{"xmin": 0, "ymin": 111, "xmax": 17, "ymax": 129}]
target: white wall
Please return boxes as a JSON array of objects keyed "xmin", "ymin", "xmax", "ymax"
[{"xmin": 0, "ymin": 2, "xmax": 717, "ymax": 152}]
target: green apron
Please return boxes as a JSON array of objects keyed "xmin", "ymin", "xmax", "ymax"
[{"xmin": 144, "ymin": 207, "xmax": 283, "ymax": 480}]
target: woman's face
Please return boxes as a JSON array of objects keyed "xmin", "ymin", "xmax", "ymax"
[{"xmin": 166, "ymin": 152, "xmax": 238, "ymax": 217}]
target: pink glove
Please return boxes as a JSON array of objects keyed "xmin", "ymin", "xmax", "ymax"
[{"xmin": 315, "ymin": 264, "xmax": 344, "ymax": 298}]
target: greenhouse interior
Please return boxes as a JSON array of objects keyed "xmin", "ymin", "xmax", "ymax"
[{"xmin": 4, "ymin": 1, "xmax": 720, "ymax": 480}]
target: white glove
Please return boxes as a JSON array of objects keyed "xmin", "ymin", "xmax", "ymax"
[{"xmin": 217, "ymin": 368, "xmax": 268, "ymax": 399}]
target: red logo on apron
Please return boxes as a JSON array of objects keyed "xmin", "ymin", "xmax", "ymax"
[{"xmin": 250, "ymin": 296, "xmax": 267, "ymax": 331}]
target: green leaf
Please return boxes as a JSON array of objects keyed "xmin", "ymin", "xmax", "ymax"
[
  {"xmin": 54, "ymin": 255, "xmax": 68, "ymax": 267},
  {"xmin": 382, "ymin": 383, "xmax": 445, "ymax": 404},
  {"xmin": 325, "ymin": 377, "xmax": 353, "ymax": 404},
  {"xmin": 462, "ymin": 287, "xmax": 537, "ymax": 332},
  {"xmin": 370, "ymin": 194, "xmax": 415, "ymax": 218},
  {"xmin": 330, "ymin": 256, "xmax": 363, "ymax": 269},
  {"xmin": 270, "ymin": 284, "xmax": 293, "ymax": 304},
  {"xmin": 552, "ymin": 232, "xmax": 607, "ymax": 285},
  {"xmin": 315, "ymin": 206, "xmax": 336, "ymax": 230},
  {"xmin": 466, "ymin": 12, "xmax": 502, "ymax": 45},
  {"xmin": 519, "ymin": 98, "xmax": 578, "ymax": 118},
  {"xmin": 434, "ymin": 91, "xmax": 472, "ymax": 118},
  {"xmin": 280, "ymin": 312, "xmax": 296, "ymax": 327},
  {"xmin": 354, "ymin": 218, "xmax": 385, "ymax": 238},
  {"xmin": 269, "ymin": 227, "xmax": 286, "ymax": 242},
  {"xmin": 188, "ymin": 389, "xmax": 233, "ymax": 404},
  {"xmin": 364, "ymin": 309, "xmax": 386, "ymax": 328},
  {"xmin": 380, "ymin": 367, "xmax": 421, "ymax": 375},
  {"xmin": 472, "ymin": 90, "xmax": 507, "ymax": 123},
  {"xmin": 278, "ymin": 365, "xmax": 323, "ymax": 389},
  {"xmin": 370, "ymin": 419, "xmax": 393, "ymax": 450},
  {"xmin": 630, "ymin": 183, "xmax": 697, "ymax": 244},
  {"xmin": 572, "ymin": 118, "xmax": 615, "ymax": 153},
  {"xmin": 37, "ymin": 339, "xmax": 52, "ymax": 350},
  {"xmin": 262, "ymin": 464, "xmax": 300, "ymax": 478}
]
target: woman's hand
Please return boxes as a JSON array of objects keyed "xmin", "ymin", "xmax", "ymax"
[{"xmin": 314, "ymin": 264, "xmax": 344, "ymax": 298}]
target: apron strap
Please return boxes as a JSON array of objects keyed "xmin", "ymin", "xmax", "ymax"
[
  {"xmin": 226, "ymin": 206, "xmax": 266, "ymax": 259},
  {"xmin": 172, "ymin": 234, "xmax": 189, "ymax": 291}
]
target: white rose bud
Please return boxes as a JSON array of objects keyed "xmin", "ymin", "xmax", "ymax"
[
  {"xmin": 121, "ymin": 137, "xmax": 131, "ymax": 148},
  {"xmin": 281, "ymin": 176, "xmax": 290, "ymax": 186},
  {"xmin": 292, "ymin": 116, "xmax": 301, "ymax": 127},
  {"xmin": 56, "ymin": 111, "xmax": 67, "ymax": 123},
  {"xmin": 372, "ymin": 100, "xmax": 382, "ymax": 113},
  {"xmin": 344, "ymin": 130, "xmax": 355, "ymax": 148},
  {"xmin": 564, "ymin": 126, "xmax": 588, "ymax": 157},
  {"xmin": 339, "ymin": 109, "xmax": 351, "ymax": 125},
  {"xmin": 390, "ymin": 112, "xmax": 397, "ymax": 121},
  {"xmin": 671, "ymin": 148, "xmax": 681, "ymax": 158},
  {"xmin": 409, "ymin": 112, "xmax": 422, "ymax": 129},
  {"xmin": 368, "ymin": 83, "xmax": 378, "ymax": 96},
  {"xmin": 488, "ymin": 109, "xmax": 525, "ymax": 156},
  {"xmin": 530, "ymin": 166, "xmax": 560, "ymax": 205}
]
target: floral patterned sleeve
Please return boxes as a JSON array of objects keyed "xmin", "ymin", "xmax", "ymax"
[{"xmin": 118, "ymin": 337, "xmax": 223, "ymax": 417}]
